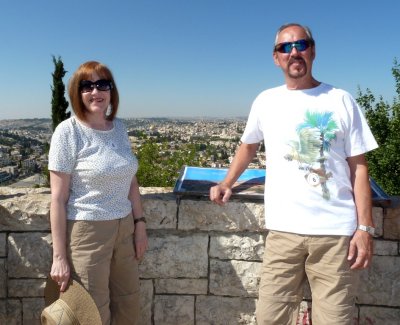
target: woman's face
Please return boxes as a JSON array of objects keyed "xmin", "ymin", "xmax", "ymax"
[{"xmin": 80, "ymin": 72, "xmax": 111, "ymax": 116}]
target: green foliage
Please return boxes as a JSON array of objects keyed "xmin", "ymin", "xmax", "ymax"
[
  {"xmin": 46, "ymin": 56, "xmax": 70, "ymax": 186},
  {"xmin": 135, "ymin": 140, "xmax": 200, "ymax": 187},
  {"xmin": 357, "ymin": 59, "xmax": 400, "ymax": 195},
  {"xmin": 51, "ymin": 56, "xmax": 70, "ymax": 131}
]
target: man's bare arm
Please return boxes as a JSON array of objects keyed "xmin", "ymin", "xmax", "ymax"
[{"xmin": 347, "ymin": 154, "xmax": 374, "ymax": 269}]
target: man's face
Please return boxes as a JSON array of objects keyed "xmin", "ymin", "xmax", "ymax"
[{"xmin": 273, "ymin": 26, "xmax": 315, "ymax": 81}]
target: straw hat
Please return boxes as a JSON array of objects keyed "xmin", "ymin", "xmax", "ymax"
[{"xmin": 41, "ymin": 277, "xmax": 102, "ymax": 325}]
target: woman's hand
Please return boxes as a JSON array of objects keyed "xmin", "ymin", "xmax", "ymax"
[{"xmin": 50, "ymin": 257, "xmax": 70, "ymax": 292}]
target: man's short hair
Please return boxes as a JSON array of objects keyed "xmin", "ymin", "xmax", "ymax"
[{"xmin": 274, "ymin": 23, "xmax": 315, "ymax": 46}]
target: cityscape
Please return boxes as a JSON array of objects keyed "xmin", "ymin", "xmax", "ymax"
[{"xmin": 0, "ymin": 117, "xmax": 266, "ymax": 187}]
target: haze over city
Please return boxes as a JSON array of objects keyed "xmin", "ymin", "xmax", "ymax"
[{"xmin": 1, "ymin": 0, "xmax": 400, "ymax": 120}]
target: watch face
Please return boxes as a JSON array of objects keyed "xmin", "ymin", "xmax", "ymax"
[{"xmin": 359, "ymin": 225, "xmax": 375, "ymax": 235}]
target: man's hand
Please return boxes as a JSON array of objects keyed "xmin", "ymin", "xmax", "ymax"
[
  {"xmin": 348, "ymin": 230, "xmax": 373, "ymax": 269},
  {"xmin": 210, "ymin": 182, "xmax": 232, "ymax": 206}
]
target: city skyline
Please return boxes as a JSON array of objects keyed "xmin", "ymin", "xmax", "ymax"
[{"xmin": 1, "ymin": 0, "xmax": 400, "ymax": 120}]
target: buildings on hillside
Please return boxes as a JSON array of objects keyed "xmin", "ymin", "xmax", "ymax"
[{"xmin": 0, "ymin": 118, "xmax": 266, "ymax": 186}]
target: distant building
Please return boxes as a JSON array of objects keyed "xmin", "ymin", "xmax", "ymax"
[
  {"xmin": 1, "ymin": 166, "xmax": 17, "ymax": 176},
  {"xmin": 22, "ymin": 158, "xmax": 36, "ymax": 171},
  {"xmin": 31, "ymin": 145, "xmax": 43, "ymax": 155},
  {"xmin": 0, "ymin": 152, "xmax": 11, "ymax": 167},
  {"xmin": 0, "ymin": 171, "xmax": 11, "ymax": 183},
  {"xmin": 10, "ymin": 149, "xmax": 20, "ymax": 156}
]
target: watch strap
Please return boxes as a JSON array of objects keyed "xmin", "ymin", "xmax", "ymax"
[
  {"xmin": 358, "ymin": 224, "xmax": 375, "ymax": 236},
  {"xmin": 134, "ymin": 217, "xmax": 147, "ymax": 224}
]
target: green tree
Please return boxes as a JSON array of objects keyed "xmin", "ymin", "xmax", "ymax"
[
  {"xmin": 135, "ymin": 142, "xmax": 165, "ymax": 186},
  {"xmin": 43, "ymin": 56, "xmax": 70, "ymax": 186},
  {"xmin": 135, "ymin": 141, "xmax": 199, "ymax": 187},
  {"xmin": 51, "ymin": 56, "xmax": 70, "ymax": 131},
  {"xmin": 357, "ymin": 59, "xmax": 400, "ymax": 195}
]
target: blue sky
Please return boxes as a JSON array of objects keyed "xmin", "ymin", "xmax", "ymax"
[{"xmin": 1, "ymin": 0, "xmax": 399, "ymax": 119}]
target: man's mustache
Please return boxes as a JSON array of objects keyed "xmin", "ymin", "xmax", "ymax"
[{"xmin": 289, "ymin": 57, "xmax": 306, "ymax": 66}]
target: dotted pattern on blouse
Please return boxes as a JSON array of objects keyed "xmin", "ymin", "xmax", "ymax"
[{"xmin": 48, "ymin": 116, "xmax": 138, "ymax": 221}]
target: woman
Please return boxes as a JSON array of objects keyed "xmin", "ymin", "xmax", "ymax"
[{"xmin": 48, "ymin": 61, "xmax": 148, "ymax": 325}]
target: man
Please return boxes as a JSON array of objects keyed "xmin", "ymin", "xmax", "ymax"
[{"xmin": 210, "ymin": 23, "xmax": 378, "ymax": 325}]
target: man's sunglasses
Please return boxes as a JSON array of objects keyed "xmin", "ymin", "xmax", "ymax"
[
  {"xmin": 274, "ymin": 39, "xmax": 314, "ymax": 54},
  {"xmin": 79, "ymin": 79, "xmax": 113, "ymax": 93}
]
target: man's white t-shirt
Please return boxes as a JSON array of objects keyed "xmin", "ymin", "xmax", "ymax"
[{"xmin": 241, "ymin": 83, "xmax": 378, "ymax": 236}]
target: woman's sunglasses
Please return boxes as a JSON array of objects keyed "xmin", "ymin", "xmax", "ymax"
[
  {"xmin": 79, "ymin": 79, "xmax": 113, "ymax": 93},
  {"xmin": 274, "ymin": 39, "xmax": 313, "ymax": 54}
]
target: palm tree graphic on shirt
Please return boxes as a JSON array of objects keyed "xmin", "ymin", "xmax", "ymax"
[{"xmin": 284, "ymin": 110, "xmax": 338, "ymax": 200}]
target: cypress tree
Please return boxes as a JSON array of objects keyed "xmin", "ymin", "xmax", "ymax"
[
  {"xmin": 42, "ymin": 56, "xmax": 70, "ymax": 186},
  {"xmin": 51, "ymin": 56, "xmax": 70, "ymax": 131}
]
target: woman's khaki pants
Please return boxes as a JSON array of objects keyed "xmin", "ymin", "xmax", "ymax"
[{"xmin": 67, "ymin": 214, "xmax": 140, "ymax": 325}]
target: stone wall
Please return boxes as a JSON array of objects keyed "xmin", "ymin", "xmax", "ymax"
[{"xmin": 0, "ymin": 187, "xmax": 399, "ymax": 325}]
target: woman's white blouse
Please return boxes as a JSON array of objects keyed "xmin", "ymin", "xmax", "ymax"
[{"xmin": 48, "ymin": 116, "xmax": 138, "ymax": 221}]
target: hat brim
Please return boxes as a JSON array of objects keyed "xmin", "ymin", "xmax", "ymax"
[{"xmin": 43, "ymin": 277, "xmax": 102, "ymax": 325}]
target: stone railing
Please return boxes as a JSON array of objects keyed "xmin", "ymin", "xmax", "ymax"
[{"xmin": 0, "ymin": 186, "xmax": 399, "ymax": 325}]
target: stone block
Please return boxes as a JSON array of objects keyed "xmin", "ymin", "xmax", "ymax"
[
  {"xmin": 384, "ymin": 204, "xmax": 400, "ymax": 240},
  {"xmin": 196, "ymin": 295, "xmax": 256, "ymax": 325},
  {"xmin": 210, "ymin": 234, "xmax": 266, "ymax": 261},
  {"xmin": 372, "ymin": 207, "xmax": 383, "ymax": 237},
  {"xmin": 358, "ymin": 256, "xmax": 400, "ymax": 306},
  {"xmin": 0, "ymin": 233, "xmax": 6, "ymax": 257},
  {"xmin": 23, "ymin": 298, "xmax": 44, "ymax": 325},
  {"xmin": 179, "ymin": 199, "xmax": 264, "ymax": 231},
  {"xmin": 8, "ymin": 279, "xmax": 46, "ymax": 297},
  {"xmin": 154, "ymin": 295, "xmax": 194, "ymax": 325},
  {"xmin": 139, "ymin": 280, "xmax": 153, "ymax": 325},
  {"xmin": 373, "ymin": 240, "xmax": 398, "ymax": 256},
  {"xmin": 0, "ymin": 187, "xmax": 51, "ymax": 231},
  {"xmin": 155, "ymin": 278, "xmax": 208, "ymax": 295},
  {"xmin": 359, "ymin": 305, "xmax": 400, "ymax": 325},
  {"xmin": 209, "ymin": 259, "xmax": 261, "ymax": 297},
  {"xmin": 141, "ymin": 192, "xmax": 177, "ymax": 230},
  {"xmin": 0, "ymin": 298, "xmax": 22, "ymax": 325},
  {"xmin": 8, "ymin": 232, "xmax": 52, "ymax": 278},
  {"xmin": 0, "ymin": 259, "xmax": 6, "ymax": 298},
  {"xmin": 139, "ymin": 233, "xmax": 208, "ymax": 278}
]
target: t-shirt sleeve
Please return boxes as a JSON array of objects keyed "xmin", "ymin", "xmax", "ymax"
[
  {"xmin": 48, "ymin": 121, "xmax": 77, "ymax": 173},
  {"xmin": 115, "ymin": 119, "xmax": 132, "ymax": 150},
  {"xmin": 343, "ymin": 94, "xmax": 378, "ymax": 157},
  {"xmin": 241, "ymin": 97, "xmax": 264, "ymax": 144}
]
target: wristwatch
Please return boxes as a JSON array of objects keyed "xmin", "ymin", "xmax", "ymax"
[
  {"xmin": 358, "ymin": 224, "xmax": 375, "ymax": 236},
  {"xmin": 134, "ymin": 217, "xmax": 147, "ymax": 224}
]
